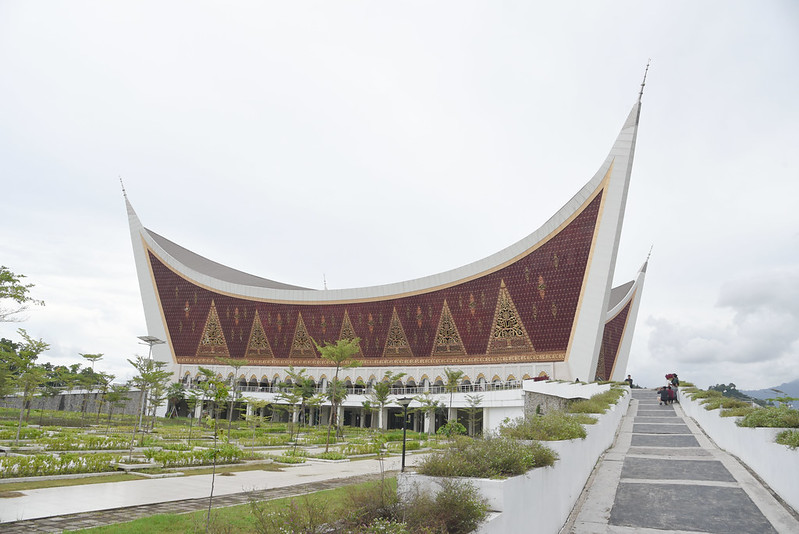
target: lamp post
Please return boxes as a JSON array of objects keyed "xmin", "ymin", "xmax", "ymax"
[{"xmin": 397, "ymin": 397, "xmax": 412, "ymax": 472}]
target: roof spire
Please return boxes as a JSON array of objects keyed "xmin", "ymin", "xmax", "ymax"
[
  {"xmin": 639, "ymin": 60, "xmax": 650, "ymax": 102},
  {"xmin": 119, "ymin": 176, "xmax": 127, "ymax": 198},
  {"xmin": 646, "ymin": 244, "xmax": 653, "ymax": 262}
]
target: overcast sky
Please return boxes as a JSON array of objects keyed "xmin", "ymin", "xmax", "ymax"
[{"xmin": 2, "ymin": 1, "xmax": 797, "ymax": 390}]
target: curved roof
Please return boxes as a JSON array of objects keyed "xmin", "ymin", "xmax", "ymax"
[{"xmin": 127, "ymin": 101, "xmax": 641, "ymax": 305}]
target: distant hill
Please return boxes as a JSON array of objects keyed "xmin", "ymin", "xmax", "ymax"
[{"xmin": 743, "ymin": 378, "xmax": 799, "ymax": 408}]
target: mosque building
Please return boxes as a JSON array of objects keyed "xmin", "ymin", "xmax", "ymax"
[{"xmin": 126, "ymin": 88, "xmax": 648, "ymax": 432}]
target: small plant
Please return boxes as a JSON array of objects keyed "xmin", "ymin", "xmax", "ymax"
[{"xmin": 776, "ymin": 429, "xmax": 799, "ymax": 449}]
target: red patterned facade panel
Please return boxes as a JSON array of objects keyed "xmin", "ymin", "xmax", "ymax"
[
  {"xmin": 150, "ymin": 193, "xmax": 603, "ymax": 366},
  {"xmin": 595, "ymin": 300, "xmax": 632, "ymax": 381}
]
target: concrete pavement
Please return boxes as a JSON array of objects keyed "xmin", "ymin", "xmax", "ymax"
[
  {"xmin": 0, "ymin": 455, "xmax": 415, "ymax": 532},
  {"xmin": 566, "ymin": 389, "xmax": 799, "ymax": 534}
]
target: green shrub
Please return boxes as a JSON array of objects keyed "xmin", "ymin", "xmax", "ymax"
[
  {"xmin": 418, "ymin": 435, "xmax": 556, "ymax": 479},
  {"xmin": 387, "ymin": 440, "xmax": 421, "ymax": 453},
  {"xmin": 701, "ymin": 397, "xmax": 751, "ymax": 411},
  {"xmin": 776, "ymin": 430, "xmax": 799, "ymax": 449},
  {"xmin": 342, "ymin": 441, "xmax": 381, "ymax": 456},
  {"xmin": 39, "ymin": 434, "xmax": 129, "ymax": 451},
  {"xmin": 688, "ymin": 389, "xmax": 723, "ymax": 400},
  {"xmin": 313, "ymin": 451, "xmax": 347, "ymax": 460},
  {"xmin": 737, "ymin": 406, "xmax": 799, "ymax": 428},
  {"xmin": 436, "ymin": 420, "xmax": 466, "ymax": 438},
  {"xmin": 145, "ymin": 444, "xmax": 244, "ymax": 468},
  {"xmin": 0, "ymin": 427, "xmax": 43, "ymax": 440},
  {"xmin": 403, "ymin": 478, "xmax": 490, "ymax": 534},
  {"xmin": 568, "ymin": 388, "xmax": 626, "ymax": 414},
  {"xmin": 274, "ymin": 455, "xmax": 306, "ymax": 464},
  {"xmin": 720, "ymin": 406, "xmax": 757, "ymax": 418},
  {"xmin": 500, "ymin": 412, "xmax": 593, "ymax": 441},
  {"xmin": 0, "ymin": 452, "xmax": 122, "ymax": 478}
]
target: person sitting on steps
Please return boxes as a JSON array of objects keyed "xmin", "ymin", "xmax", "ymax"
[{"xmin": 658, "ymin": 385, "xmax": 670, "ymax": 406}]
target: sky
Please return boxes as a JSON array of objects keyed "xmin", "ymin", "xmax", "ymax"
[{"xmin": 1, "ymin": 1, "xmax": 798, "ymax": 390}]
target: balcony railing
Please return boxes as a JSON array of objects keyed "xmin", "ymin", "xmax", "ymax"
[{"xmin": 184, "ymin": 381, "xmax": 522, "ymax": 396}]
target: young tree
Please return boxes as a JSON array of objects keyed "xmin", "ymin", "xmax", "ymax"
[
  {"xmin": 444, "ymin": 368, "xmax": 464, "ymax": 421},
  {"xmin": 184, "ymin": 387, "xmax": 203, "ymax": 441},
  {"xmin": 1, "ymin": 329, "xmax": 50, "ymax": 445},
  {"xmin": 242, "ymin": 397, "xmax": 270, "ymax": 454},
  {"xmin": 81, "ymin": 352, "xmax": 103, "ymax": 372},
  {"xmin": 315, "ymin": 338, "xmax": 362, "ymax": 452},
  {"xmin": 166, "ymin": 382, "xmax": 186, "ymax": 418},
  {"xmin": 465, "ymin": 394, "xmax": 484, "ymax": 436},
  {"xmin": 127, "ymin": 355, "xmax": 171, "ymax": 451},
  {"xmin": 413, "ymin": 392, "xmax": 444, "ymax": 437},
  {"xmin": 282, "ymin": 366, "xmax": 317, "ymax": 427},
  {"xmin": 94, "ymin": 372, "xmax": 116, "ymax": 424},
  {"xmin": 215, "ymin": 356, "xmax": 250, "ymax": 442},
  {"xmin": 105, "ymin": 384, "xmax": 130, "ymax": 434},
  {"xmin": 367, "ymin": 371, "xmax": 406, "ymax": 430},
  {"xmin": 0, "ymin": 266, "xmax": 44, "ymax": 322}
]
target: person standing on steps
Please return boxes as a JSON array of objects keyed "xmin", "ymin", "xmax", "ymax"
[{"xmin": 625, "ymin": 375, "xmax": 633, "ymax": 388}]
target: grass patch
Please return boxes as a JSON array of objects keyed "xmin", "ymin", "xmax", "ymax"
[{"xmin": 67, "ymin": 477, "xmax": 396, "ymax": 533}]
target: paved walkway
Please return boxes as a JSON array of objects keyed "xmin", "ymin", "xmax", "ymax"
[
  {"xmin": 0, "ymin": 455, "xmax": 413, "ymax": 532},
  {"xmin": 568, "ymin": 389, "xmax": 799, "ymax": 534}
]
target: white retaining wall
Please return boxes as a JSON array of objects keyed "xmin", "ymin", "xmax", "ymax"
[
  {"xmin": 398, "ymin": 389, "xmax": 630, "ymax": 534},
  {"xmin": 681, "ymin": 393, "xmax": 799, "ymax": 513}
]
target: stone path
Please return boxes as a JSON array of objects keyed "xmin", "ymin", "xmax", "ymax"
[{"xmin": 567, "ymin": 389, "xmax": 799, "ymax": 533}]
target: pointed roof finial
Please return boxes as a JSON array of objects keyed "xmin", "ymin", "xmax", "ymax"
[
  {"xmin": 323, "ymin": 274, "xmax": 328, "ymax": 290},
  {"xmin": 646, "ymin": 244, "xmax": 653, "ymax": 262},
  {"xmin": 639, "ymin": 60, "xmax": 650, "ymax": 102},
  {"xmin": 119, "ymin": 176, "xmax": 127, "ymax": 198}
]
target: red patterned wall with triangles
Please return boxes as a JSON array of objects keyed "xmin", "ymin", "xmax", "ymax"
[
  {"xmin": 149, "ymin": 193, "xmax": 603, "ymax": 367},
  {"xmin": 594, "ymin": 298, "xmax": 632, "ymax": 381}
]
